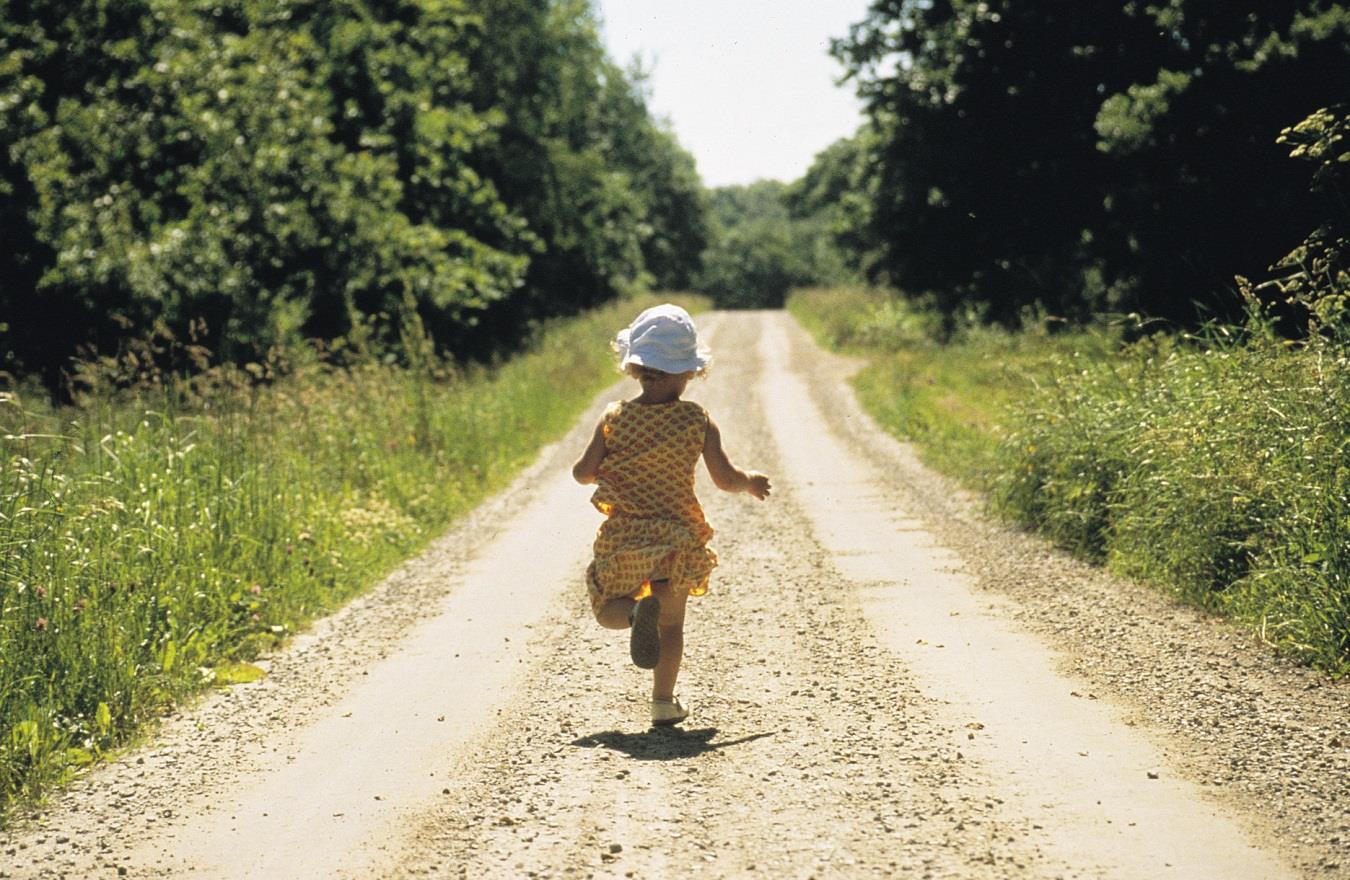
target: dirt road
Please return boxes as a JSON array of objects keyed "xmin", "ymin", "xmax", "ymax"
[{"xmin": 3, "ymin": 311, "xmax": 1347, "ymax": 879}]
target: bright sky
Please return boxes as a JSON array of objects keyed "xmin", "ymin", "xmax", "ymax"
[{"xmin": 593, "ymin": 0, "xmax": 872, "ymax": 188}]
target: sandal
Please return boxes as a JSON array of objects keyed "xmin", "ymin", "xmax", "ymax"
[
  {"xmin": 651, "ymin": 696, "xmax": 689, "ymax": 726},
  {"xmin": 629, "ymin": 595, "xmax": 662, "ymax": 669}
]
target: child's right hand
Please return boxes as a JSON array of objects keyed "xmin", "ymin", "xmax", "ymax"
[{"xmin": 745, "ymin": 471, "xmax": 771, "ymax": 500}]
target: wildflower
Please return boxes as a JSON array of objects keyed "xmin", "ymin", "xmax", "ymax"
[
  {"xmin": 249, "ymin": 583, "xmax": 263, "ymax": 595},
  {"xmin": 35, "ymin": 617, "xmax": 48, "ymax": 631},
  {"xmin": 35, "ymin": 585, "xmax": 47, "ymax": 598}
]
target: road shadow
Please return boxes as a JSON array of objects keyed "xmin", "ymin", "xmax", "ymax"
[{"xmin": 570, "ymin": 727, "xmax": 774, "ymax": 761}]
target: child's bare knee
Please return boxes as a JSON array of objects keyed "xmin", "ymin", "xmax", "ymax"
[{"xmin": 595, "ymin": 596, "xmax": 635, "ymax": 630}]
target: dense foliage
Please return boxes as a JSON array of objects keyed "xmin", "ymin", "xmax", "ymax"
[
  {"xmin": 697, "ymin": 178, "xmax": 857, "ymax": 309},
  {"xmin": 0, "ymin": 0, "xmax": 707, "ymax": 388},
  {"xmin": 827, "ymin": 1, "xmax": 1350, "ymax": 326},
  {"xmin": 993, "ymin": 322, "xmax": 1350, "ymax": 673},
  {"xmin": 1270, "ymin": 104, "xmax": 1350, "ymax": 330}
]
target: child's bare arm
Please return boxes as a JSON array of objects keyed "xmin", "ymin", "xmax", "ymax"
[
  {"xmin": 702, "ymin": 417, "xmax": 771, "ymax": 500},
  {"xmin": 572, "ymin": 419, "xmax": 606, "ymax": 484}
]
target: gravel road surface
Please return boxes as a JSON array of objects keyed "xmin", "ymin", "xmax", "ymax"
[{"xmin": 2, "ymin": 311, "xmax": 1346, "ymax": 879}]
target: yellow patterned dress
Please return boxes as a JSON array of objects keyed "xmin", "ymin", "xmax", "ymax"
[{"xmin": 586, "ymin": 399, "xmax": 718, "ymax": 616}]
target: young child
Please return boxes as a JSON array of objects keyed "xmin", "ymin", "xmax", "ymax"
[{"xmin": 572, "ymin": 304, "xmax": 771, "ymax": 727}]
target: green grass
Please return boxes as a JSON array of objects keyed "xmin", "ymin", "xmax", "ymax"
[
  {"xmin": 0, "ymin": 294, "xmax": 705, "ymax": 812},
  {"xmin": 788, "ymin": 286, "xmax": 1114, "ymax": 489},
  {"xmin": 790, "ymin": 286, "xmax": 1350, "ymax": 675},
  {"xmin": 991, "ymin": 329, "xmax": 1350, "ymax": 672}
]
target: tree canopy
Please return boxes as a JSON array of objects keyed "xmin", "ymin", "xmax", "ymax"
[
  {"xmin": 695, "ymin": 181, "xmax": 835, "ymax": 309},
  {"xmin": 0, "ymin": 0, "xmax": 708, "ymax": 387},
  {"xmin": 7, "ymin": 0, "xmax": 1347, "ymax": 366},
  {"xmin": 828, "ymin": 0, "xmax": 1350, "ymax": 326}
]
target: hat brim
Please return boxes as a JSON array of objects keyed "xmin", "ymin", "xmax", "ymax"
[{"xmin": 621, "ymin": 351, "xmax": 711, "ymax": 374}]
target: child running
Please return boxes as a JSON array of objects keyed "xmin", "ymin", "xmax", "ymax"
[{"xmin": 572, "ymin": 304, "xmax": 771, "ymax": 727}]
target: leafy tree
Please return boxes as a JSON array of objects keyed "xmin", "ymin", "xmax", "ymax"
[
  {"xmin": 786, "ymin": 129, "xmax": 878, "ymax": 277},
  {"xmin": 458, "ymin": 0, "xmax": 648, "ymax": 351},
  {"xmin": 598, "ymin": 61, "xmax": 708, "ymax": 291},
  {"xmin": 1093, "ymin": 1, "xmax": 1350, "ymax": 323},
  {"xmin": 0, "ymin": 0, "xmax": 167, "ymax": 386},
  {"xmin": 1267, "ymin": 104, "xmax": 1350, "ymax": 329},
  {"xmin": 833, "ymin": 0, "xmax": 1350, "ymax": 326},
  {"xmin": 698, "ymin": 180, "xmax": 848, "ymax": 309},
  {"xmin": 1, "ymin": 0, "xmax": 526, "ymax": 380},
  {"xmin": 0, "ymin": 0, "xmax": 709, "ymax": 387},
  {"xmin": 834, "ymin": 0, "xmax": 1166, "ymax": 323}
]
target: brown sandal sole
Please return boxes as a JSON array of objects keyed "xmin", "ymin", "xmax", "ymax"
[{"xmin": 629, "ymin": 596, "xmax": 662, "ymax": 669}]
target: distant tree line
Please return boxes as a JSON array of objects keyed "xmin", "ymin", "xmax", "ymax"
[
  {"xmin": 0, "ymin": 0, "xmax": 707, "ymax": 388},
  {"xmin": 694, "ymin": 134, "xmax": 882, "ymax": 310},
  {"xmin": 694, "ymin": 179, "xmax": 854, "ymax": 309}
]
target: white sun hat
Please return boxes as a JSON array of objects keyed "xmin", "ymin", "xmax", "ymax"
[{"xmin": 614, "ymin": 303, "xmax": 711, "ymax": 374}]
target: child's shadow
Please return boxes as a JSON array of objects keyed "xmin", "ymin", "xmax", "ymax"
[{"xmin": 570, "ymin": 727, "xmax": 773, "ymax": 761}]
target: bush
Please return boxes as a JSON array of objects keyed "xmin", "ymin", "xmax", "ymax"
[
  {"xmin": 994, "ymin": 328, "xmax": 1350, "ymax": 672},
  {"xmin": 1270, "ymin": 105, "xmax": 1350, "ymax": 330}
]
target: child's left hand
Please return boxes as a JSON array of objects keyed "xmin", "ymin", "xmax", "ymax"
[{"xmin": 746, "ymin": 471, "xmax": 772, "ymax": 500}]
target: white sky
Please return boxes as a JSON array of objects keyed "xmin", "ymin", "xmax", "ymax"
[{"xmin": 593, "ymin": 0, "xmax": 872, "ymax": 188}]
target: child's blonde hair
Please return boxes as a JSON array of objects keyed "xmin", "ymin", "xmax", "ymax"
[{"xmin": 624, "ymin": 362, "xmax": 708, "ymax": 382}]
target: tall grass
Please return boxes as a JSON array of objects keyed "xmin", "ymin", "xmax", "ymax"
[
  {"xmin": 993, "ymin": 329, "xmax": 1350, "ymax": 673},
  {"xmin": 790, "ymin": 286, "xmax": 1350, "ymax": 674},
  {"xmin": 0, "ymin": 295, "xmax": 703, "ymax": 811},
  {"xmin": 787, "ymin": 287, "xmax": 1114, "ymax": 488}
]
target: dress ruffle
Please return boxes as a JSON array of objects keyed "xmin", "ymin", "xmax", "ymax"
[{"xmin": 587, "ymin": 515, "xmax": 717, "ymax": 614}]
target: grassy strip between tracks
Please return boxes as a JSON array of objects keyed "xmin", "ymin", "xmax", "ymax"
[
  {"xmin": 789, "ymin": 286, "xmax": 1350, "ymax": 676},
  {"xmin": 0, "ymin": 294, "xmax": 704, "ymax": 813}
]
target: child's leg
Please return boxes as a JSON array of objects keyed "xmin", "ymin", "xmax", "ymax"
[
  {"xmin": 649, "ymin": 580, "xmax": 689, "ymax": 700},
  {"xmin": 596, "ymin": 596, "xmax": 637, "ymax": 630}
]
